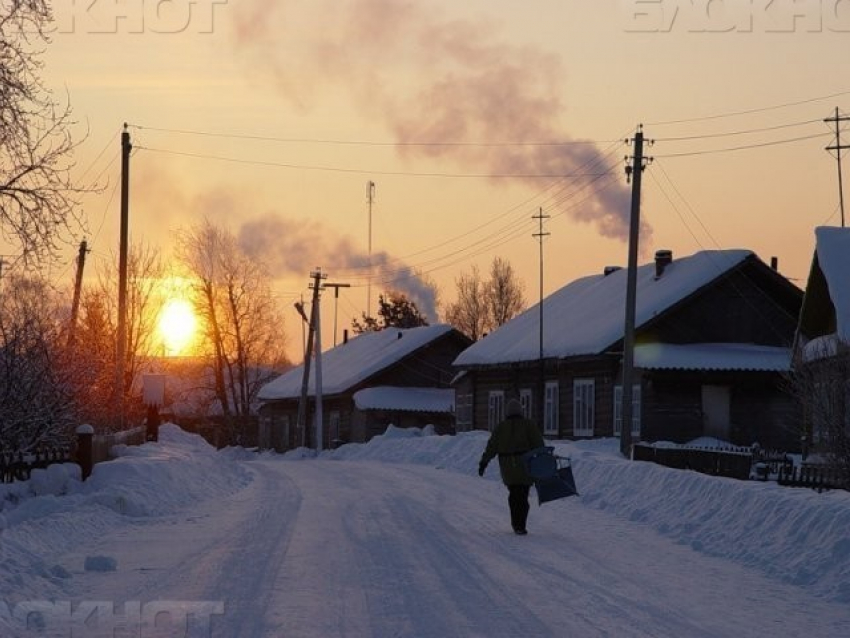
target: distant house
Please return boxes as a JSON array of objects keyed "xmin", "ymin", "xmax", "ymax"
[
  {"xmin": 453, "ymin": 249, "xmax": 803, "ymax": 449},
  {"xmin": 257, "ymin": 325, "xmax": 472, "ymax": 451},
  {"xmin": 793, "ymin": 227, "xmax": 850, "ymax": 449}
]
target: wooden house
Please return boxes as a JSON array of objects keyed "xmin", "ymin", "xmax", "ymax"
[
  {"xmin": 257, "ymin": 325, "xmax": 472, "ymax": 451},
  {"xmin": 453, "ymin": 249, "xmax": 803, "ymax": 449},
  {"xmin": 793, "ymin": 227, "xmax": 850, "ymax": 449}
]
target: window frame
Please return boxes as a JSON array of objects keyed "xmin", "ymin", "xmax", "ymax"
[{"xmin": 573, "ymin": 378, "xmax": 595, "ymax": 437}]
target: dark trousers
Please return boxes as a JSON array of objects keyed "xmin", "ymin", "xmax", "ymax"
[{"xmin": 507, "ymin": 484, "xmax": 531, "ymax": 531}]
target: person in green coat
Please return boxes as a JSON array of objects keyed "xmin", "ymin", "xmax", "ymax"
[{"xmin": 478, "ymin": 398, "xmax": 545, "ymax": 535}]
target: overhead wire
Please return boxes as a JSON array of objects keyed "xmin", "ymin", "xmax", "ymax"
[
  {"xmin": 646, "ymin": 88, "xmax": 850, "ymax": 126},
  {"xmin": 134, "ymin": 144, "xmax": 615, "ymax": 180},
  {"xmin": 128, "ymin": 123, "xmax": 620, "ymax": 148}
]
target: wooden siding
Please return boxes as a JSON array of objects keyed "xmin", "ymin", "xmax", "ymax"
[
  {"xmin": 639, "ymin": 260, "xmax": 801, "ymax": 348},
  {"xmin": 641, "ymin": 370, "xmax": 800, "ymax": 449},
  {"xmin": 259, "ymin": 330, "xmax": 470, "ymax": 450},
  {"xmin": 465, "ymin": 358, "xmax": 619, "ymax": 438},
  {"xmin": 457, "ymin": 256, "xmax": 802, "ymax": 447}
]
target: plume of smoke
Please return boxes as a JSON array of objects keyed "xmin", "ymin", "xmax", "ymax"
[
  {"xmin": 233, "ymin": 0, "xmax": 649, "ymax": 242},
  {"xmin": 131, "ymin": 163, "xmax": 439, "ymax": 320},
  {"xmin": 238, "ymin": 214, "xmax": 438, "ymax": 320}
]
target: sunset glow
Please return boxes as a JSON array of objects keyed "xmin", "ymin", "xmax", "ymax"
[{"xmin": 158, "ymin": 297, "xmax": 197, "ymax": 357}]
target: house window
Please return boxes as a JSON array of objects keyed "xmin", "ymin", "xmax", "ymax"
[
  {"xmin": 520, "ymin": 389, "xmax": 533, "ymax": 420},
  {"xmin": 488, "ymin": 391, "xmax": 505, "ymax": 431},
  {"xmin": 544, "ymin": 382, "xmax": 559, "ymax": 436},
  {"xmin": 329, "ymin": 410, "xmax": 341, "ymax": 444},
  {"xmin": 456, "ymin": 393, "xmax": 473, "ymax": 431},
  {"xmin": 573, "ymin": 379, "xmax": 595, "ymax": 437},
  {"xmin": 614, "ymin": 385, "xmax": 641, "ymax": 437}
]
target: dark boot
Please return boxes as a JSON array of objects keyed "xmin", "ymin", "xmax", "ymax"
[{"xmin": 508, "ymin": 484, "xmax": 531, "ymax": 533}]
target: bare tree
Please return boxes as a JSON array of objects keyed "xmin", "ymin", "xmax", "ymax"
[
  {"xmin": 0, "ymin": 273, "xmax": 75, "ymax": 450},
  {"xmin": 486, "ymin": 256, "xmax": 526, "ymax": 329},
  {"xmin": 444, "ymin": 257, "xmax": 526, "ymax": 340},
  {"xmin": 443, "ymin": 265, "xmax": 489, "ymax": 341},
  {"xmin": 69, "ymin": 243, "xmax": 165, "ymax": 430},
  {"xmin": 790, "ymin": 343, "xmax": 850, "ymax": 489},
  {"xmin": 1, "ymin": 2, "xmax": 85, "ymax": 263},
  {"xmin": 177, "ymin": 219, "xmax": 289, "ymax": 429}
]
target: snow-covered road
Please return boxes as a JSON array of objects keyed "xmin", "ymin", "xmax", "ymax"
[{"xmin": 54, "ymin": 457, "xmax": 850, "ymax": 638}]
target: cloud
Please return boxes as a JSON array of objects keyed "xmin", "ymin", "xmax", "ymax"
[{"xmin": 233, "ymin": 0, "xmax": 647, "ymax": 242}]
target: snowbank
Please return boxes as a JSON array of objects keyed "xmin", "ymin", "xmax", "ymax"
[
  {"xmin": 1, "ymin": 422, "xmax": 848, "ymax": 618},
  {"xmin": 0, "ymin": 424, "xmax": 253, "ymax": 603},
  {"xmin": 333, "ymin": 429, "xmax": 850, "ymax": 603}
]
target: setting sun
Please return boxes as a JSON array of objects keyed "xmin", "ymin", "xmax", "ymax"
[{"xmin": 159, "ymin": 297, "xmax": 197, "ymax": 356}]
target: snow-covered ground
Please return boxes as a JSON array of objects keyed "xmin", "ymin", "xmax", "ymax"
[{"xmin": 1, "ymin": 424, "xmax": 849, "ymax": 637}]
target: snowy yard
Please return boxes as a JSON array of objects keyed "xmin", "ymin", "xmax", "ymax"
[{"xmin": 1, "ymin": 425, "xmax": 849, "ymax": 637}]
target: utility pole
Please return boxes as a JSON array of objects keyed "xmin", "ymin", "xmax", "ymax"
[
  {"xmin": 324, "ymin": 282, "xmax": 351, "ymax": 347},
  {"xmin": 116, "ymin": 124, "xmax": 132, "ymax": 428},
  {"xmin": 825, "ymin": 107, "xmax": 849, "ymax": 228},
  {"xmin": 620, "ymin": 126, "xmax": 652, "ymax": 458},
  {"xmin": 366, "ymin": 181, "xmax": 376, "ymax": 320},
  {"xmin": 532, "ymin": 208, "xmax": 550, "ymax": 427},
  {"xmin": 68, "ymin": 239, "xmax": 89, "ymax": 348},
  {"xmin": 313, "ymin": 278, "xmax": 325, "ymax": 452},
  {"xmin": 295, "ymin": 268, "xmax": 326, "ymax": 449}
]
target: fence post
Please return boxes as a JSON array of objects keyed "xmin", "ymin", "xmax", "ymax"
[{"xmin": 76, "ymin": 424, "xmax": 94, "ymax": 481}]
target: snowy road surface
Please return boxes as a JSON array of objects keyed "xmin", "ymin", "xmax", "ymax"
[{"xmin": 55, "ymin": 457, "xmax": 850, "ymax": 638}]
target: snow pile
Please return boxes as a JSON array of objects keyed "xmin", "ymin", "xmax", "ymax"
[
  {"xmin": 334, "ymin": 429, "xmax": 850, "ymax": 603},
  {"xmin": 0, "ymin": 424, "xmax": 252, "ymax": 602}
]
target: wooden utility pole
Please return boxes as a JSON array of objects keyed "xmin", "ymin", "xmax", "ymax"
[
  {"xmin": 825, "ymin": 107, "xmax": 849, "ymax": 228},
  {"xmin": 115, "ymin": 124, "xmax": 132, "ymax": 428},
  {"xmin": 295, "ymin": 268, "xmax": 326, "ymax": 449},
  {"xmin": 68, "ymin": 239, "xmax": 89, "ymax": 347},
  {"xmin": 532, "ymin": 208, "xmax": 550, "ymax": 427},
  {"xmin": 620, "ymin": 126, "xmax": 651, "ymax": 458}
]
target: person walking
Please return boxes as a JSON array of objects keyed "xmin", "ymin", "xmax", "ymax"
[{"xmin": 478, "ymin": 398, "xmax": 544, "ymax": 535}]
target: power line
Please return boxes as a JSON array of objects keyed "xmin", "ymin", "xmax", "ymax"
[
  {"xmin": 655, "ymin": 131, "xmax": 831, "ymax": 158},
  {"xmin": 135, "ymin": 144, "xmax": 616, "ymax": 179},
  {"xmin": 128, "ymin": 123, "xmax": 619, "ymax": 148},
  {"xmin": 646, "ymin": 88, "xmax": 850, "ymax": 126},
  {"xmin": 654, "ymin": 117, "xmax": 823, "ymax": 142}
]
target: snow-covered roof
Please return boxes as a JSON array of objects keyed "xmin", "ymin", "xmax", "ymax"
[
  {"xmin": 454, "ymin": 250, "xmax": 754, "ymax": 366},
  {"xmin": 635, "ymin": 343, "xmax": 791, "ymax": 372},
  {"xmin": 258, "ymin": 324, "xmax": 455, "ymax": 401},
  {"xmin": 353, "ymin": 387, "xmax": 454, "ymax": 413},
  {"xmin": 814, "ymin": 226, "xmax": 850, "ymax": 341}
]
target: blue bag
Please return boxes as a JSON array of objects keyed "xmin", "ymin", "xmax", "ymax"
[{"xmin": 522, "ymin": 446, "xmax": 579, "ymax": 505}]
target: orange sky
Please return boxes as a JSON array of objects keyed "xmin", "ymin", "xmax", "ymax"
[{"xmin": 33, "ymin": 0, "xmax": 850, "ymax": 360}]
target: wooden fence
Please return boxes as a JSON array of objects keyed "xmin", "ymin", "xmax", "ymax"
[
  {"xmin": 0, "ymin": 448, "xmax": 73, "ymax": 484},
  {"xmin": 1, "ymin": 425, "xmax": 148, "ymax": 484},
  {"xmin": 777, "ymin": 465, "xmax": 847, "ymax": 492},
  {"xmin": 633, "ymin": 443, "xmax": 754, "ymax": 480}
]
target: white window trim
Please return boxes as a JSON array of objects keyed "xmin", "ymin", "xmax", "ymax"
[
  {"xmin": 573, "ymin": 379, "xmax": 595, "ymax": 437},
  {"xmin": 614, "ymin": 384, "xmax": 641, "ymax": 437},
  {"xmin": 488, "ymin": 391, "xmax": 505, "ymax": 431},
  {"xmin": 519, "ymin": 388, "xmax": 533, "ymax": 420},
  {"xmin": 544, "ymin": 381, "xmax": 559, "ymax": 436}
]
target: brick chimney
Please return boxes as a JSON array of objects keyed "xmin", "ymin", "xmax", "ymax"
[{"xmin": 655, "ymin": 249, "xmax": 673, "ymax": 278}]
